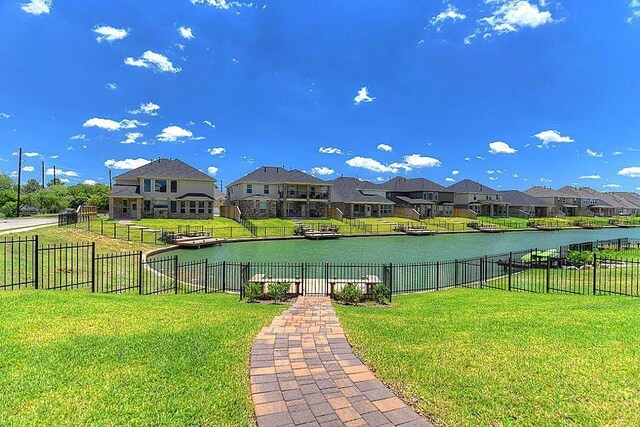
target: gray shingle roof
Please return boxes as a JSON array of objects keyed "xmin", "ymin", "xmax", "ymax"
[
  {"xmin": 175, "ymin": 193, "xmax": 215, "ymax": 200},
  {"xmin": 607, "ymin": 192, "xmax": 640, "ymax": 208},
  {"xmin": 228, "ymin": 166, "xmax": 328, "ymax": 186},
  {"xmin": 396, "ymin": 196, "xmax": 433, "ymax": 205},
  {"xmin": 109, "ymin": 185, "xmax": 142, "ymax": 198},
  {"xmin": 329, "ymin": 177, "xmax": 392, "ymax": 204},
  {"xmin": 524, "ymin": 186, "xmax": 566, "ymax": 198},
  {"xmin": 499, "ymin": 190, "xmax": 553, "ymax": 207},
  {"xmin": 447, "ymin": 179, "xmax": 498, "ymax": 193},
  {"xmin": 113, "ymin": 158, "xmax": 215, "ymax": 182},
  {"xmin": 381, "ymin": 176, "xmax": 449, "ymax": 192}
]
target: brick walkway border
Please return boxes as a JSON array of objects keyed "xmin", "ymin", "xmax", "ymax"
[{"xmin": 250, "ymin": 296, "xmax": 432, "ymax": 427}]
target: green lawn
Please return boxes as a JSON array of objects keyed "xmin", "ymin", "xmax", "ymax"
[
  {"xmin": 336, "ymin": 289, "xmax": 640, "ymax": 426},
  {"xmin": 247, "ymin": 218, "xmax": 297, "ymax": 237},
  {"xmin": 0, "ymin": 291, "xmax": 284, "ymax": 426},
  {"xmin": 301, "ymin": 218, "xmax": 366, "ymax": 235}
]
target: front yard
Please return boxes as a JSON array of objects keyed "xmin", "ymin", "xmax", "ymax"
[
  {"xmin": 336, "ymin": 289, "xmax": 640, "ymax": 426},
  {"xmin": 0, "ymin": 291, "xmax": 284, "ymax": 426}
]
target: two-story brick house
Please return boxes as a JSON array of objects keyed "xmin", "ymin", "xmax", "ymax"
[
  {"xmin": 226, "ymin": 166, "xmax": 332, "ymax": 218},
  {"xmin": 447, "ymin": 179, "xmax": 509, "ymax": 217},
  {"xmin": 380, "ymin": 176, "xmax": 454, "ymax": 218},
  {"xmin": 108, "ymin": 158, "xmax": 221, "ymax": 220}
]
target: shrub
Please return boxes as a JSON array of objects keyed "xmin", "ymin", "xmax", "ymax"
[
  {"xmin": 372, "ymin": 284, "xmax": 390, "ymax": 304},
  {"xmin": 245, "ymin": 282, "xmax": 263, "ymax": 303},
  {"xmin": 335, "ymin": 283, "xmax": 363, "ymax": 305},
  {"xmin": 267, "ymin": 282, "xmax": 290, "ymax": 304},
  {"xmin": 567, "ymin": 250, "xmax": 594, "ymax": 267}
]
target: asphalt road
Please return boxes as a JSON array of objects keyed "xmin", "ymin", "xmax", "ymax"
[{"xmin": 0, "ymin": 217, "xmax": 58, "ymax": 231}]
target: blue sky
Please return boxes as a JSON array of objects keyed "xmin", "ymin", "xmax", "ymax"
[{"xmin": 1, "ymin": 0, "xmax": 640, "ymax": 191}]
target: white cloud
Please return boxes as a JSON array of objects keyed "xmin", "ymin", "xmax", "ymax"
[
  {"xmin": 45, "ymin": 168, "xmax": 78, "ymax": 177},
  {"xmin": 203, "ymin": 120, "xmax": 216, "ymax": 128},
  {"xmin": 0, "ymin": 113, "xmax": 10, "ymax": 119},
  {"xmin": 125, "ymin": 51, "xmax": 181, "ymax": 73},
  {"xmin": 629, "ymin": 0, "xmax": 640, "ymax": 23},
  {"xmin": 480, "ymin": 1, "xmax": 554, "ymax": 35},
  {"xmin": 488, "ymin": 141, "xmax": 517, "ymax": 154},
  {"xmin": 121, "ymin": 132, "xmax": 143, "ymax": 144},
  {"xmin": 377, "ymin": 143, "xmax": 393, "ymax": 152},
  {"xmin": 311, "ymin": 166, "xmax": 335, "ymax": 176},
  {"xmin": 24, "ymin": 152, "xmax": 40, "ymax": 157},
  {"xmin": 402, "ymin": 154, "xmax": 442, "ymax": 169},
  {"xmin": 21, "ymin": 0, "xmax": 51, "ymax": 15},
  {"xmin": 445, "ymin": 177, "xmax": 456, "ymax": 183},
  {"xmin": 319, "ymin": 147, "xmax": 342, "ymax": 155},
  {"xmin": 430, "ymin": 4, "xmax": 466, "ymax": 30},
  {"xmin": 579, "ymin": 175, "xmax": 601, "ymax": 180},
  {"xmin": 540, "ymin": 177, "xmax": 552, "ymax": 183},
  {"xmin": 190, "ymin": 0, "xmax": 254, "ymax": 10},
  {"xmin": 83, "ymin": 179, "xmax": 97, "ymax": 185},
  {"xmin": 207, "ymin": 166, "xmax": 219, "ymax": 176},
  {"xmin": 475, "ymin": 155, "xmax": 485, "ymax": 160},
  {"xmin": 50, "ymin": 155, "xmax": 59, "ymax": 159},
  {"xmin": 104, "ymin": 158, "xmax": 150, "ymax": 170},
  {"xmin": 22, "ymin": 166, "xmax": 34, "ymax": 172},
  {"xmin": 602, "ymin": 184, "xmax": 621, "ymax": 188},
  {"xmin": 129, "ymin": 102, "xmax": 160, "ymax": 116},
  {"xmin": 619, "ymin": 167, "xmax": 640, "ymax": 178},
  {"xmin": 464, "ymin": 157, "xmax": 471, "ymax": 161},
  {"xmin": 93, "ymin": 26, "xmax": 129, "ymax": 42},
  {"xmin": 353, "ymin": 87, "xmax": 375, "ymax": 105},
  {"xmin": 179, "ymin": 26, "xmax": 195, "ymax": 39},
  {"xmin": 452, "ymin": 170, "xmax": 460, "ymax": 175},
  {"xmin": 612, "ymin": 151, "xmax": 623, "ymax": 156},
  {"xmin": 207, "ymin": 147, "xmax": 226, "ymax": 156},
  {"xmin": 346, "ymin": 156, "xmax": 397, "ymax": 173},
  {"xmin": 83, "ymin": 118, "xmax": 146, "ymax": 131},
  {"xmin": 106, "ymin": 83, "xmax": 118, "ymax": 90},
  {"xmin": 157, "ymin": 125, "xmax": 194, "ymax": 142},
  {"xmin": 60, "ymin": 178, "xmax": 70, "ymax": 184},
  {"xmin": 70, "ymin": 134, "xmax": 86, "ymax": 140},
  {"xmin": 586, "ymin": 149, "xmax": 603, "ymax": 158},
  {"xmin": 533, "ymin": 129, "xmax": 574, "ymax": 147},
  {"xmin": 488, "ymin": 176, "xmax": 498, "ymax": 181}
]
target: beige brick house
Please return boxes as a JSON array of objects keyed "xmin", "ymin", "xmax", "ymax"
[
  {"xmin": 108, "ymin": 158, "xmax": 223, "ymax": 220},
  {"xmin": 226, "ymin": 166, "xmax": 332, "ymax": 218}
]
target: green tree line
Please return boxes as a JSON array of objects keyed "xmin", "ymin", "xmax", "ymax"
[{"xmin": 0, "ymin": 174, "xmax": 109, "ymax": 218}]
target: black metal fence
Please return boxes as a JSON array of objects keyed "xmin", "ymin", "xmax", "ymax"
[{"xmin": 4, "ymin": 235, "xmax": 640, "ymax": 299}]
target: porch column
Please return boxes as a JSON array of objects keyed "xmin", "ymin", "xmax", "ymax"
[
  {"xmin": 136, "ymin": 199, "xmax": 142, "ymax": 220},
  {"xmin": 350, "ymin": 204, "xmax": 354, "ymax": 218},
  {"xmin": 377, "ymin": 205, "xmax": 381, "ymax": 218},
  {"xmin": 490, "ymin": 204, "xmax": 494, "ymax": 217},
  {"xmin": 108, "ymin": 197, "xmax": 114, "ymax": 219}
]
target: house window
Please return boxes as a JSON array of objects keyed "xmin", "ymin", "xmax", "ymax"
[
  {"xmin": 289, "ymin": 186, "xmax": 296, "ymax": 197},
  {"xmin": 428, "ymin": 192, "xmax": 434, "ymax": 201},
  {"xmin": 170, "ymin": 201, "xmax": 177, "ymax": 214},
  {"xmin": 122, "ymin": 199, "xmax": 128, "ymax": 214},
  {"xmin": 264, "ymin": 185, "xmax": 270, "ymax": 195},
  {"xmin": 434, "ymin": 193, "xmax": 438, "ymax": 201},
  {"xmin": 143, "ymin": 179, "xmax": 151, "ymax": 193},
  {"xmin": 207, "ymin": 202, "xmax": 213, "ymax": 214},
  {"xmin": 473, "ymin": 194, "xmax": 477, "ymax": 201},
  {"xmin": 170, "ymin": 181, "xmax": 178, "ymax": 193},
  {"xmin": 259, "ymin": 202, "xmax": 268, "ymax": 213},
  {"xmin": 247, "ymin": 184, "xmax": 253, "ymax": 194},
  {"xmin": 180, "ymin": 202, "xmax": 186, "ymax": 214},
  {"xmin": 198, "ymin": 201, "xmax": 205, "ymax": 214},
  {"xmin": 143, "ymin": 200, "xmax": 151, "ymax": 214},
  {"xmin": 132, "ymin": 203, "xmax": 137, "ymax": 212},
  {"xmin": 154, "ymin": 200, "xmax": 167, "ymax": 209},
  {"xmin": 155, "ymin": 179, "xmax": 167, "ymax": 193},
  {"xmin": 190, "ymin": 201, "xmax": 196, "ymax": 214}
]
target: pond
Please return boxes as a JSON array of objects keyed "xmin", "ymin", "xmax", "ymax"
[{"xmin": 169, "ymin": 228, "xmax": 640, "ymax": 264}]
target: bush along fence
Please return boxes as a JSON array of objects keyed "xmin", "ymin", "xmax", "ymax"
[{"xmin": 3, "ymin": 235, "xmax": 640, "ymax": 300}]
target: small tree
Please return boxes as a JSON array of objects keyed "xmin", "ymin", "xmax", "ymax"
[
  {"xmin": 245, "ymin": 282, "xmax": 263, "ymax": 303},
  {"xmin": 267, "ymin": 282, "xmax": 290, "ymax": 304}
]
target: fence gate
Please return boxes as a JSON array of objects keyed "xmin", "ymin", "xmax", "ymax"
[{"xmin": 302, "ymin": 263, "xmax": 329, "ymax": 296}]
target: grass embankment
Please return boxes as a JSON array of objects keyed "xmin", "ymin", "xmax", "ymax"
[
  {"xmin": 336, "ymin": 289, "xmax": 640, "ymax": 426},
  {"xmin": 0, "ymin": 291, "xmax": 284, "ymax": 426}
]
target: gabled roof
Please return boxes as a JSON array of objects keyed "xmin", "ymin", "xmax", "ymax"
[
  {"xmin": 596, "ymin": 192, "xmax": 638, "ymax": 210},
  {"xmin": 109, "ymin": 185, "xmax": 142, "ymax": 198},
  {"xmin": 228, "ymin": 166, "xmax": 328, "ymax": 186},
  {"xmin": 113, "ymin": 158, "xmax": 215, "ymax": 182},
  {"xmin": 524, "ymin": 186, "xmax": 566, "ymax": 198},
  {"xmin": 447, "ymin": 179, "xmax": 498, "ymax": 193},
  {"xmin": 499, "ymin": 190, "xmax": 553, "ymax": 207},
  {"xmin": 213, "ymin": 186, "xmax": 226, "ymax": 200},
  {"xmin": 381, "ymin": 176, "xmax": 450, "ymax": 192},
  {"xmin": 607, "ymin": 192, "xmax": 640, "ymax": 208},
  {"xmin": 175, "ymin": 193, "xmax": 215, "ymax": 200},
  {"xmin": 329, "ymin": 177, "xmax": 392, "ymax": 204}
]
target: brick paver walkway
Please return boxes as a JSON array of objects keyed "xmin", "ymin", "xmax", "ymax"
[{"xmin": 250, "ymin": 297, "xmax": 432, "ymax": 427}]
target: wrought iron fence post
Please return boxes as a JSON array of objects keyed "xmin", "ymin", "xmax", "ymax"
[
  {"xmin": 113, "ymin": 223, "xmax": 116, "ymax": 239},
  {"xmin": 436, "ymin": 261, "xmax": 440, "ymax": 291},
  {"xmin": 300, "ymin": 263, "xmax": 305, "ymax": 296},
  {"xmin": 34, "ymin": 235, "xmax": 39, "ymax": 290},
  {"xmin": 454, "ymin": 259, "xmax": 459, "ymax": 286},
  {"xmin": 101, "ymin": 219, "xmax": 104, "ymax": 235},
  {"xmin": 91, "ymin": 242, "xmax": 96, "ymax": 293},
  {"xmin": 325, "ymin": 262, "xmax": 330, "ymax": 296},
  {"xmin": 174, "ymin": 255, "xmax": 179, "ymax": 295},
  {"xmin": 592, "ymin": 253, "xmax": 597, "ymax": 295},
  {"xmin": 138, "ymin": 251, "xmax": 143, "ymax": 295},
  {"xmin": 480, "ymin": 257, "xmax": 484, "ymax": 288},
  {"xmin": 222, "ymin": 261, "xmax": 227, "ymax": 292},
  {"xmin": 546, "ymin": 258, "xmax": 551, "ymax": 293},
  {"xmin": 508, "ymin": 252, "xmax": 512, "ymax": 291},
  {"xmin": 204, "ymin": 258, "xmax": 209, "ymax": 293},
  {"xmin": 388, "ymin": 263, "xmax": 393, "ymax": 302}
]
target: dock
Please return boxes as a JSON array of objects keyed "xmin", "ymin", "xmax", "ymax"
[
  {"xmin": 535, "ymin": 225, "xmax": 561, "ymax": 231},
  {"xmin": 174, "ymin": 236, "xmax": 224, "ymax": 248},
  {"xmin": 292, "ymin": 220, "xmax": 342, "ymax": 240},
  {"xmin": 577, "ymin": 223, "xmax": 603, "ymax": 230},
  {"xmin": 397, "ymin": 226, "xmax": 435, "ymax": 236}
]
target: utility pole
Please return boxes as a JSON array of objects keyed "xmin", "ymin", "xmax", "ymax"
[
  {"xmin": 41, "ymin": 160, "xmax": 45, "ymax": 188},
  {"xmin": 108, "ymin": 169, "xmax": 112, "ymax": 189},
  {"xmin": 16, "ymin": 147, "xmax": 22, "ymax": 217},
  {"xmin": 53, "ymin": 165, "xmax": 57, "ymax": 185}
]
